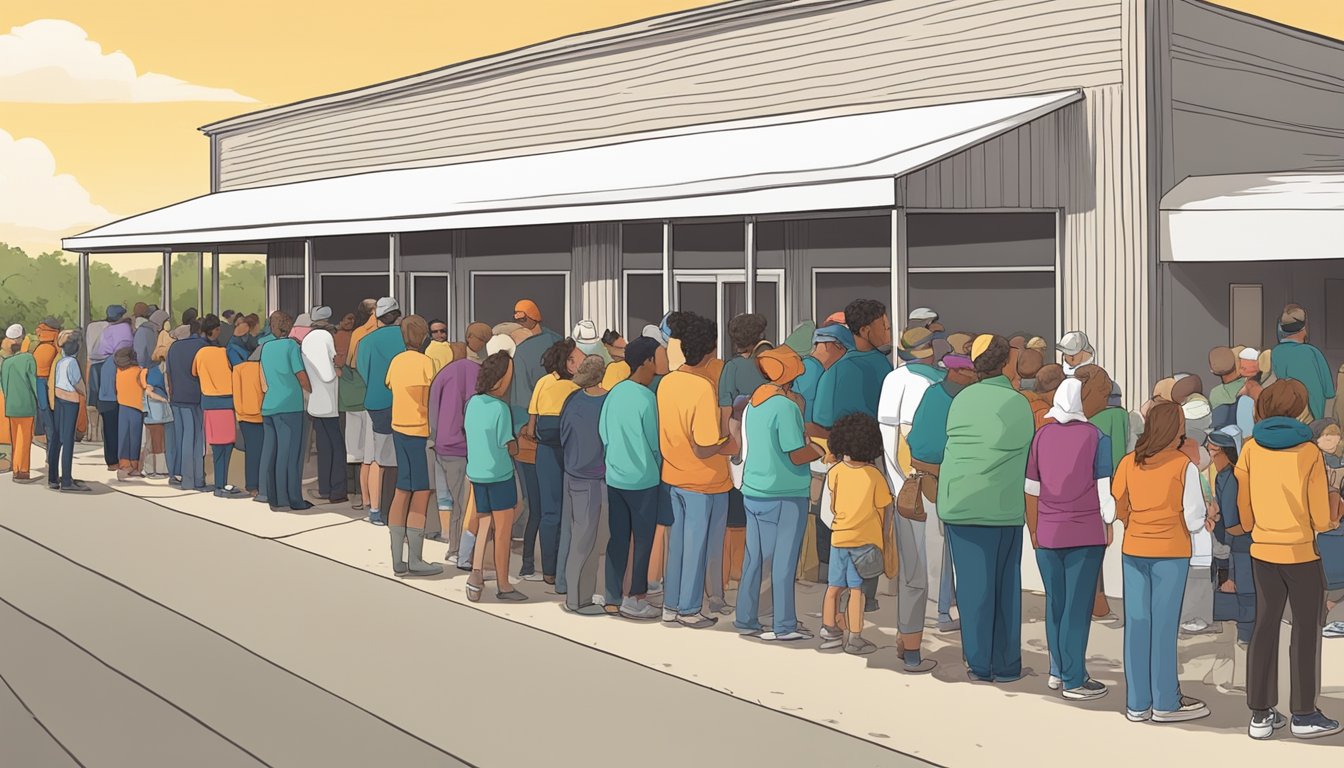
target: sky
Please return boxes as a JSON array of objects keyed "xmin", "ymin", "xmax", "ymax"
[{"xmin": 1, "ymin": 0, "xmax": 1340, "ymax": 259}]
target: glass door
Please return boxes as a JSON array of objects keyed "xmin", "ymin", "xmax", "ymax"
[{"xmin": 673, "ymin": 271, "xmax": 782, "ymax": 358}]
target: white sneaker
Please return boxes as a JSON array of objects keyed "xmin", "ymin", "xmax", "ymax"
[
  {"xmin": 762, "ymin": 630, "xmax": 814, "ymax": 642},
  {"xmin": 1248, "ymin": 709, "xmax": 1286, "ymax": 740},
  {"xmin": 1323, "ymin": 621, "xmax": 1344, "ymax": 638},
  {"xmin": 662, "ymin": 608, "xmax": 679, "ymax": 623},
  {"xmin": 446, "ymin": 554, "xmax": 459, "ymax": 566},
  {"xmin": 1181, "ymin": 619, "xmax": 1211, "ymax": 634},
  {"xmin": 1126, "ymin": 709, "xmax": 1151, "ymax": 722},
  {"xmin": 522, "ymin": 572, "xmax": 545, "ymax": 582},
  {"xmin": 1152, "ymin": 697, "xmax": 1210, "ymax": 723},
  {"xmin": 1047, "ymin": 675, "xmax": 1063, "ymax": 690},
  {"xmin": 647, "ymin": 580, "xmax": 663, "ymax": 596},
  {"xmin": 1062, "ymin": 679, "xmax": 1108, "ymax": 701},
  {"xmin": 593, "ymin": 594, "xmax": 605, "ymax": 607},
  {"xmin": 619, "ymin": 598, "xmax": 660, "ymax": 620}
]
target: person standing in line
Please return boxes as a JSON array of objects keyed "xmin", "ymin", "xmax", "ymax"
[
  {"xmin": 355, "ymin": 298, "xmax": 407, "ymax": 526},
  {"xmin": 193, "ymin": 316, "xmax": 247, "ymax": 498},
  {"xmin": 1057, "ymin": 331, "xmax": 1096, "ymax": 378},
  {"xmin": 2, "ymin": 327, "xmax": 38, "ymax": 483},
  {"xmin": 429, "ymin": 333, "xmax": 481, "ymax": 567},
  {"xmin": 165, "ymin": 314, "xmax": 208, "ymax": 491},
  {"xmin": 232, "ymin": 347, "xmax": 265, "ymax": 497},
  {"xmin": 600, "ymin": 329, "xmax": 628, "ymax": 390},
  {"xmin": 50, "ymin": 331, "xmax": 90, "ymax": 492},
  {"xmin": 1272, "ymin": 305, "xmax": 1334, "ymax": 421},
  {"xmin": 334, "ymin": 312, "xmax": 368, "ymax": 510},
  {"xmin": 302, "ymin": 307, "xmax": 347, "ymax": 505},
  {"xmin": 1207, "ymin": 428, "xmax": 1255, "ymax": 648},
  {"xmin": 1208, "ymin": 347, "xmax": 1243, "ymax": 411},
  {"xmin": 31, "ymin": 317, "xmax": 62, "ymax": 448},
  {"xmin": 509, "ymin": 300, "xmax": 563, "ymax": 573},
  {"xmin": 1030, "ymin": 364, "xmax": 1066, "ymax": 430},
  {"xmin": 346, "ymin": 299, "xmax": 380, "ymax": 512},
  {"xmin": 385, "ymin": 315, "xmax": 443, "ymax": 578},
  {"xmin": 559, "ymin": 355, "xmax": 611, "ymax": 615},
  {"xmin": 92, "ymin": 306, "xmax": 134, "ymax": 467},
  {"xmin": 289, "ymin": 312, "xmax": 313, "ymax": 343},
  {"xmin": 258, "ymin": 311, "xmax": 313, "ymax": 511},
  {"xmin": 1111, "ymin": 400, "xmax": 1212, "ymax": 724},
  {"xmin": 719, "ymin": 313, "xmax": 773, "ymax": 604},
  {"xmin": 136, "ymin": 310, "xmax": 172, "ymax": 477},
  {"xmin": 1025, "ymin": 378, "xmax": 1114, "ymax": 701},
  {"xmin": 635, "ymin": 323, "xmax": 674, "ymax": 596},
  {"xmin": 1078, "ymin": 365, "xmax": 1129, "ymax": 618},
  {"xmin": 521, "ymin": 338, "xmax": 583, "ymax": 586},
  {"xmin": 114, "ymin": 347, "xmax": 155, "ymax": 480},
  {"xmin": 227, "ymin": 314, "xmax": 257, "ymax": 366},
  {"xmin": 938, "ymin": 335, "xmax": 1035, "ymax": 684},
  {"xmin": 420, "ymin": 317, "xmax": 454, "ymax": 541},
  {"xmin": 425, "ymin": 319, "xmax": 454, "ymax": 373},
  {"xmin": 83, "ymin": 309, "xmax": 111, "ymax": 445},
  {"xmin": 600, "ymin": 337, "xmax": 663, "ymax": 620},
  {"xmin": 658, "ymin": 312, "xmax": 737, "ymax": 629},
  {"xmin": 1237, "ymin": 379, "xmax": 1343, "ymax": 740},
  {"xmin": 462, "ymin": 321, "xmax": 492, "ymax": 364},
  {"xmin": 464, "ymin": 350, "xmax": 527, "ymax": 602},
  {"xmin": 795, "ymin": 322, "xmax": 854, "ymax": 582},
  {"xmin": 736, "ymin": 346, "xmax": 825, "ymax": 641}
]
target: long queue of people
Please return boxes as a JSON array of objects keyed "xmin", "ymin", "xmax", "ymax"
[{"xmin": 2, "ymin": 296, "xmax": 1341, "ymax": 742}]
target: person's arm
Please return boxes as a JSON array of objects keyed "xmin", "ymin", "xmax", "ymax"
[
  {"xmin": 1319, "ymin": 347, "xmax": 1337, "ymax": 400},
  {"xmin": 1306, "ymin": 452, "xmax": 1339, "ymax": 532},
  {"xmin": 259, "ymin": 359, "xmax": 269, "ymax": 394},
  {"xmin": 785, "ymin": 410, "xmax": 824, "ymax": 465},
  {"xmin": 428, "ymin": 375, "xmax": 443, "ymax": 444},
  {"xmin": 1182, "ymin": 463, "xmax": 1209, "ymax": 533},
  {"xmin": 690, "ymin": 385, "xmax": 734, "ymax": 459},
  {"xmin": 1024, "ymin": 434, "xmax": 1041, "ymax": 548},
  {"xmin": 1235, "ymin": 454, "xmax": 1254, "ymax": 533},
  {"xmin": 291, "ymin": 344, "xmax": 310, "ymax": 393},
  {"xmin": 499, "ymin": 405, "xmax": 519, "ymax": 457}
]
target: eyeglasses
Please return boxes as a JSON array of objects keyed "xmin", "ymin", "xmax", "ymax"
[{"xmin": 431, "ymin": 328, "xmax": 447, "ymax": 336}]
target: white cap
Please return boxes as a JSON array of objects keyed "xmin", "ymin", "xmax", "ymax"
[
  {"xmin": 1057, "ymin": 330, "xmax": 1094, "ymax": 356},
  {"xmin": 4, "ymin": 324, "xmax": 22, "ymax": 340},
  {"xmin": 1239, "ymin": 347, "xmax": 1260, "ymax": 361},
  {"xmin": 1182, "ymin": 395, "xmax": 1212, "ymax": 421},
  {"xmin": 641, "ymin": 323, "xmax": 668, "ymax": 348},
  {"xmin": 572, "ymin": 320, "xmax": 601, "ymax": 344},
  {"xmin": 908, "ymin": 307, "xmax": 938, "ymax": 322},
  {"xmin": 486, "ymin": 333, "xmax": 516, "ymax": 358},
  {"xmin": 374, "ymin": 297, "xmax": 400, "ymax": 317}
]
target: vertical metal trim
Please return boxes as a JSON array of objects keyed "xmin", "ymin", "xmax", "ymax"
[
  {"xmin": 77, "ymin": 252, "xmax": 90, "ymax": 329},
  {"xmin": 211, "ymin": 250, "xmax": 221, "ymax": 314},
  {"xmin": 661, "ymin": 220, "xmax": 673, "ymax": 313},
  {"xmin": 744, "ymin": 216, "xmax": 756, "ymax": 315},
  {"xmin": 162, "ymin": 249, "xmax": 172, "ymax": 314},
  {"xmin": 388, "ymin": 233, "xmax": 400, "ymax": 298},
  {"xmin": 890, "ymin": 209, "xmax": 908, "ymax": 360},
  {"xmin": 303, "ymin": 239, "xmax": 314, "ymax": 313}
]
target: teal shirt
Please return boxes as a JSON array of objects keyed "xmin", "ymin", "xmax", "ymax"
[
  {"xmin": 356, "ymin": 325, "xmax": 405, "ymax": 412},
  {"xmin": 908, "ymin": 380, "xmax": 961, "ymax": 466},
  {"xmin": 1089, "ymin": 406, "xmax": 1129, "ymax": 474},
  {"xmin": 936, "ymin": 376, "xmax": 1034, "ymax": 526},
  {"xmin": 812, "ymin": 348, "xmax": 893, "ymax": 429},
  {"xmin": 464, "ymin": 394, "xmax": 515, "ymax": 484},
  {"xmin": 742, "ymin": 394, "xmax": 810, "ymax": 499},
  {"xmin": 1272, "ymin": 340, "xmax": 1335, "ymax": 419},
  {"xmin": 260, "ymin": 338, "xmax": 305, "ymax": 415},
  {"xmin": 0, "ymin": 353, "xmax": 38, "ymax": 418},
  {"xmin": 793, "ymin": 356, "xmax": 824, "ymax": 424},
  {"xmin": 598, "ymin": 379, "xmax": 661, "ymax": 491}
]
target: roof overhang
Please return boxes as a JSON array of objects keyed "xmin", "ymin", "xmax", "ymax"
[
  {"xmin": 1160, "ymin": 173, "xmax": 1344, "ymax": 263},
  {"xmin": 67, "ymin": 90, "xmax": 1080, "ymax": 253}
]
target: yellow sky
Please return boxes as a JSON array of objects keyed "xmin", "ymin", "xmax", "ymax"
[{"xmin": 1, "ymin": 0, "xmax": 1340, "ymax": 256}]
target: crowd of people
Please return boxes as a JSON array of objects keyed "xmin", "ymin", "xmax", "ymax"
[{"xmin": 2, "ymin": 294, "xmax": 1342, "ymax": 742}]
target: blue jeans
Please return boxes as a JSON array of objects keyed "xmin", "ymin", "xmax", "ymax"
[
  {"xmin": 211, "ymin": 444, "xmax": 233, "ymax": 490},
  {"xmin": 165, "ymin": 416, "xmax": 180, "ymax": 478},
  {"xmin": 98, "ymin": 401, "xmax": 119, "ymax": 468},
  {"xmin": 1121, "ymin": 555, "xmax": 1189, "ymax": 713},
  {"xmin": 35, "ymin": 379, "xmax": 50, "ymax": 438},
  {"xmin": 50, "ymin": 399, "xmax": 79, "ymax": 487},
  {"xmin": 1036, "ymin": 545, "xmax": 1104, "ymax": 690},
  {"xmin": 605, "ymin": 485, "xmax": 659, "ymax": 603},
  {"xmin": 945, "ymin": 524, "xmax": 1023, "ymax": 681},
  {"xmin": 938, "ymin": 532, "xmax": 957, "ymax": 621},
  {"xmin": 535, "ymin": 441, "xmax": 565, "ymax": 577},
  {"xmin": 117, "ymin": 406, "xmax": 144, "ymax": 464},
  {"xmin": 262, "ymin": 412, "xmax": 305, "ymax": 507},
  {"xmin": 170, "ymin": 403, "xmax": 205, "ymax": 489},
  {"xmin": 666, "ymin": 486, "xmax": 729, "ymax": 616},
  {"xmin": 518, "ymin": 460, "xmax": 542, "ymax": 574},
  {"xmin": 1230, "ymin": 549, "xmax": 1257, "ymax": 644},
  {"xmin": 737, "ymin": 496, "xmax": 807, "ymax": 634},
  {"xmin": 238, "ymin": 421, "xmax": 263, "ymax": 492}
]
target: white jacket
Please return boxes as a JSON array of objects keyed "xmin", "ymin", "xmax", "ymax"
[{"xmin": 301, "ymin": 328, "xmax": 339, "ymax": 418}]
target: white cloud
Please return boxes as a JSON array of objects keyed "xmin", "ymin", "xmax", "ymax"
[
  {"xmin": 0, "ymin": 20, "xmax": 256, "ymax": 103},
  {"xmin": 0, "ymin": 128, "xmax": 115, "ymax": 253}
]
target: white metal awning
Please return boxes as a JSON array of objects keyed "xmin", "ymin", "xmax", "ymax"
[
  {"xmin": 65, "ymin": 90, "xmax": 1081, "ymax": 252},
  {"xmin": 1160, "ymin": 173, "xmax": 1344, "ymax": 262}
]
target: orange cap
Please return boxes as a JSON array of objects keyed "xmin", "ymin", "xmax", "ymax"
[
  {"xmin": 756, "ymin": 346, "xmax": 805, "ymax": 385},
  {"xmin": 825, "ymin": 311, "xmax": 846, "ymax": 326},
  {"xmin": 513, "ymin": 300, "xmax": 541, "ymax": 322}
]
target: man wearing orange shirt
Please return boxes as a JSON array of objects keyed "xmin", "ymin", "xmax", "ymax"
[
  {"xmin": 32, "ymin": 317, "xmax": 62, "ymax": 449},
  {"xmin": 232, "ymin": 347, "xmax": 265, "ymax": 496},
  {"xmin": 193, "ymin": 315, "xmax": 247, "ymax": 498}
]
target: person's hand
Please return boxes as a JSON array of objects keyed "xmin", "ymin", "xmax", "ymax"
[
  {"xmin": 1029, "ymin": 531, "xmax": 1039, "ymax": 550},
  {"xmin": 1105, "ymin": 524, "xmax": 1114, "ymax": 547},
  {"xmin": 1205, "ymin": 512, "xmax": 1220, "ymax": 532},
  {"xmin": 1220, "ymin": 580, "xmax": 1236, "ymax": 594}
]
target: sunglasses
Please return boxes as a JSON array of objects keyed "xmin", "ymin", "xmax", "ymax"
[{"xmin": 431, "ymin": 328, "xmax": 447, "ymax": 335}]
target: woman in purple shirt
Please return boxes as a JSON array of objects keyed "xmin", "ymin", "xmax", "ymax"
[{"xmin": 1025, "ymin": 378, "xmax": 1114, "ymax": 702}]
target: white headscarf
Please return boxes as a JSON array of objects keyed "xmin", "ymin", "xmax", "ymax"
[{"xmin": 1044, "ymin": 378, "xmax": 1087, "ymax": 424}]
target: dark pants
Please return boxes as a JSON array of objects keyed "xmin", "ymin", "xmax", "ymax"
[
  {"xmin": 211, "ymin": 444, "xmax": 233, "ymax": 490},
  {"xmin": 536, "ymin": 441, "xmax": 565, "ymax": 577},
  {"xmin": 35, "ymin": 379, "xmax": 50, "ymax": 439},
  {"xmin": 261, "ymin": 412, "xmax": 305, "ymax": 508},
  {"xmin": 1230, "ymin": 548, "xmax": 1257, "ymax": 644},
  {"xmin": 239, "ymin": 421, "xmax": 263, "ymax": 492},
  {"xmin": 519, "ymin": 460, "xmax": 543, "ymax": 574},
  {"xmin": 98, "ymin": 403, "xmax": 119, "ymax": 468},
  {"xmin": 606, "ymin": 485, "xmax": 659, "ymax": 603},
  {"xmin": 1248, "ymin": 558, "xmax": 1325, "ymax": 716},
  {"xmin": 313, "ymin": 416, "xmax": 347, "ymax": 500},
  {"xmin": 50, "ymin": 399, "xmax": 79, "ymax": 487},
  {"xmin": 170, "ymin": 403, "xmax": 205, "ymax": 489},
  {"xmin": 1036, "ymin": 545, "xmax": 1104, "ymax": 690},
  {"xmin": 946, "ymin": 523, "xmax": 1023, "ymax": 681},
  {"xmin": 117, "ymin": 406, "xmax": 144, "ymax": 463},
  {"xmin": 815, "ymin": 508, "xmax": 831, "ymax": 582}
]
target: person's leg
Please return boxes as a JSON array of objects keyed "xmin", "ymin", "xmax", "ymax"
[
  {"xmin": 735, "ymin": 497, "xmax": 768, "ymax": 632},
  {"xmin": 35, "ymin": 380, "xmax": 50, "ymax": 440},
  {"xmin": 493, "ymin": 506, "xmax": 518, "ymax": 593},
  {"xmin": 241, "ymin": 422, "xmax": 262, "ymax": 493},
  {"xmin": 1036, "ymin": 547, "xmax": 1068, "ymax": 686},
  {"xmin": 674, "ymin": 488, "xmax": 717, "ymax": 616},
  {"xmin": 536, "ymin": 443, "xmax": 564, "ymax": 580},
  {"xmin": 1149, "ymin": 557, "xmax": 1190, "ymax": 714},
  {"xmin": 313, "ymin": 416, "xmax": 332, "ymax": 499},
  {"xmin": 58, "ymin": 400, "xmax": 77, "ymax": 486},
  {"xmin": 944, "ymin": 524, "xmax": 993, "ymax": 679},
  {"xmin": 703, "ymin": 491, "xmax": 729, "ymax": 611},
  {"xmin": 895, "ymin": 514, "xmax": 930, "ymax": 656},
  {"xmin": 629, "ymin": 487, "xmax": 658, "ymax": 598},
  {"xmin": 277, "ymin": 413, "xmax": 303, "ymax": 508},
  {"xmin": 165, "ymin": 407, "xmax": 181, "ymax": 480},
  {"xmin": 991, "ymin": 525, "xmax": 1024, "ymax": 681},
  {"xmin": 771, "ymin": 498, "xmax": 807, "ymax": 636},
  {"xmin": 99, "ymin": 405, "xmax": 119, "ymax": 469},
  {"xmin": 605, "ymin": 486, "xmax": 634, "ymax": 605},
  {"xmin": 469, "ymin": 511, "xmax": 492, "ymax": 591},
  {"xmin": 1058, "ymin": 546, "xmax": 1104, "ymax": 690},
  {"xmin": 563, "ymin": 476, "xmax": 602, "ymax": 610},
  {"xmin": 815, "ymin": 505, "xmax": 831, "ymax": 584},
  {"xmin": 1121, "ymin": 556, "xmax": 1155, "ymax": 713},
  {"xmin": 259, "ymin": 416, "xmax": 278, "ymax": 504},
  {"xmin": 1232, "ymin": 549, "xmax": 1257, "ymax": 645},
  {"xmin": 326, "ymin": 419, "xmax": 348, "ymax": 501},
  {"xmin": 1281, "ymin": 560, "xmax": 1326, "ymax": 716},
  {"xmin": 556, "ymin": 470, "xmax": 574, "ymax": 594},
  {"xmin": 46, "ymin": 401, "xmax": 62, "ymax": 487},
  {"xmin": 443, "ymin": 457, "xmax": 468, "ymax": 557},
  {"xmin": 846, "ymin": 587, "xmax": 865, "ymax": 640},
  {"xmin": 518, "ymin": 460, "xmax": 541, "ymax": 576},
  {"xmin": 211, "ymin": 445, "xmax": 228, "ymax": 490},
  {"xmin": 182, "ymin": 405, "xmax": 203, "ymax": 489}
]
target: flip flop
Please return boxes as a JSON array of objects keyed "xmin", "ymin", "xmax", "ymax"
[{"xmin": 465, "ymin": 581, "xmax": 483, "ymax": 603}]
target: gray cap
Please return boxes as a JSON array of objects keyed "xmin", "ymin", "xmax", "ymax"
[
  {"xmin": 641, "ymin": 323, "xmax": 669, "ymax": 348},
  {"xmin": 1057, "ymin": 330, "xmax": 1094, "ymax": 356},
  {"xmin": 375, "ymin": 297, "xmax": 400, "ymax": 317},
  {"xmin": 311, "ymin": 306, "xmax": 333, "ymax": 323},
  {"xmin": 908, "ymin": 307, "xmax": 938, "ymax": 322}
]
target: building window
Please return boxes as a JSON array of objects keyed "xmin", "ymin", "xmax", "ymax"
[
  {"xmin": 1230, "ymin": 283, "xmax": 1265, "ymax": 349},
  {"xmin": 471, "ymin": 271, "xmax": 569, "ymax": 330},
  {"xmin": 410, "ymin": 273, "xmax": 450, "ymax": 327},
  {"xmin": 813, "ymin": 269, "xmax": 892, "ymax": 322},
  {"xmin": 623, "ymin": 271, "xmax": 665, "ymax": 340},
  {"xmin": 319, "ymin": 273, "xmax": 386, "ymax": 321},
  {"xmin": 275, "ymin": 275, "xmax": 305, "ymax": 319}
]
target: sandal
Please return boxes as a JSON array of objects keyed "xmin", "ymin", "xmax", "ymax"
[
  {"xmin": 496, "ymin": 589, "xmax": 529, "ymax": 602},
  {"xmin": 466, "ymin": 573, "xmax": 484, "ymax": 603}
]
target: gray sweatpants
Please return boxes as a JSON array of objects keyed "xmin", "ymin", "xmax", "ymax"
[
  {"xmin": 563, "ymin": 475, "xmax": 608, "ymax": 610},
  {"xmin": 432, "ymin": 453, "xmax": 468, "ymax": 548},
  {"xmin": 895, "ymin": 509, "xmax": 930, "ymax": 635}
]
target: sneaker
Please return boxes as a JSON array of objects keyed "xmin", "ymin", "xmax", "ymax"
[
  {"xmin": 662, "ymin": 608, "xmax": 679, "ymax": 623},
  {"xmin": 1152, "ymin": 697, "xmax": 1210, "ymax": 723},
  {"xmin": 937, "ymin": 618, "xmax": 961, "ymax": 633},
  {"xmin": 495, "ymin": 589, "xmax": 528, "ymax": 602},
  {"xmin": 1047, "ymin": 675, "xmax": 1063, "ymax": 691},
  {"xmin": 1249, "ymin": 708, "xmax": 1287, "ymax": 740},
  {"xmin": 864, "ymin": 597, "xmax": 879, "ymax": 613},
  {"xmin": 522, "ymin": 572, "xmax": 545, "ymax": 582},
  {"xmin": 819, "ymin": 625, "xmax": 844, "ymax": 650},
  {"xmin": 647, "ymin": 580, "xmax": 664, "ymax": 596},
  {"xmin": 562, "ymin": 603, "xmax": 609, "ymax": 616},
  {"xmin": 677, "ymin": 614, "xmax": 718, "ymax": 629},
  {"xmin": 446, "ymin": 554, "xmax": 459, "ymax": 566},
  {"xmin": 1323, "ymin": 621, "xmax": 1344, "ymax": 638},
  {"xmin": 47, "ymin": 483, "xmax": 60, "ymax": 491},
  {"xmin": 1180, "ymin": 619, "xmax": 1211, "ymax": 634},
  {"xmin": 762, "ymin": 629, "xmax": 814, "ymax": 642},
  {"xmin": 61, "ymin": 481, "xmax": 93, "ymax": 493},
  {"xmin": 735, "ymin": 624, "xmax": 764, "ymax": 637},
  {"xmin": 1062, "ymin": 679, "xmax": 1109, "ymax": 701},
  {"xmin": 902, "ymin": 658, "xmax": 938, "ymax": 674},
  {"xmin": 592, "ymin": 594, "xmax": 605, "ymax": 607},
  {"xmin": 707, "ymin": 598, "xmax": 731, "ymax": 615},
  {"xmin": 619, "ymin": 598, "xmax": 661, "ymax": 621},
  {"xmin": 1290, "ymin": 710, "xmax": 1343, "ymax": 740},
  {"xmin": 844, "ymin": 637, "xmax": 877, "ymax": 655},
  {"xmin": 1126, "ymin": 709, "xmax": 1151, "ymax": 722}
]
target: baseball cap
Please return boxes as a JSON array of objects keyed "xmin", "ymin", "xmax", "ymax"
[
  {"xmin": 5, "ymin": 324, "xmax": 22, "ymax": 340},
  {"xmin": 514, "ymin": 299, "xmax": 542, "ymax": 323},
  {"xmin": 1057, "ymin": 331, "xmax": 1093, "ymax": 356},
  {"xmin": 486, "ymin": 333, "xmax": 517, "ymax": 358},
  {"xmin": 899, "ymin": 327, "xmax": 935, "ymax": 359},
  {"xmin": 375, "ymin": 297, "xmax": 400, "ymax": 317},
  {"xmin": 908, "ymin": 307, "xmax": 938, "ymax": 323},
  {"xmin": 311, "ymin": 306, "xmax": 333, "ymax": 323},
  {"xmin": 642, "ymin": 323, "xmax": 669, "ymax": 348},
  {"xmin": 572, "ymin": 320, "xmax": 601, "ymax": 344},
  {"xmin": 1238, "ymin": 346, "xmax": 1260, "ymax": 361},
  {"xmin": 756, "ymin": 346, "xmax": 805, "ymax": 385},
  {"xmin": 813, "ymin": 323, "xmax": 855, "ymax": 351}
]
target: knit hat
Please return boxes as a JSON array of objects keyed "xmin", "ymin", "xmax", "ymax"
[
  {"xmin": 311, "ymin": 306, "xmax": 333, "ymax": 323},
  {"xmin": 899, "ymin": 327, "xmax": 935, "ymax": 359},
  {"xmin": 4, "ymin": 324, "xmax": 22, "ymax": 340},
  {"xmin": 756, "ymin": 346, "xmax": 805, "ymax": 386},
  {"xmin": 783, "ymin": 321, "xmax": 816, "ymax": 355}
]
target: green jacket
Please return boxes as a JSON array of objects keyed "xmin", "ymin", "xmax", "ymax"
[
  {"xmin": 936, "ymin": 376, "xmax": 1034, "ymax": 526},
  {"xmin": 0, "ymin": 352, "xmax": 38, "ymax": 418}
]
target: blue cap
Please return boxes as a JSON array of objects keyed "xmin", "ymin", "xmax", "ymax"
[
  {"xmin": 106, "ymin": 305, "xmax": 127, "ymax": 321},
  {"xmin": 814, "ymin": 323, "xmax": 855, "ymax": 351}
]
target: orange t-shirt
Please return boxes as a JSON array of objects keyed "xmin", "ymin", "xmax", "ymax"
[
  {"xmin": 657, "ymin": 369, "xmax": 731, "ymax": 494},
  {"xmin": 1112, "ymin": 450, "xmax": 1194, "ymax": 559},
  {"xmin": 346, "ymin": 315, "xmax": 379, "ymax": 368},
  {"xmin": 33, "ymin": 342, "xmax": 58, "ymax": 378},
  {"xmin": 192, "ymin": 346, "xmax": 233, "ymax": 397},
  {"xmin": 231, "ymin": 361, "xmax": 264, "ymax": 424},
  {"xmin": 115, "ymin": 366, "xmax": 148, "ymax": 411}
]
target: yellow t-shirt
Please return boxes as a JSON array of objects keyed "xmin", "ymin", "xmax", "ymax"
[
  {"xmin": 231, "ymin": 362, "xmax": 264, "ymax": 424},
  {"xmin": 529, "ymin": 372, "xmax": 579, "ymax": 417},
  {"xmin": 657, "ymin": 370, "xmax": 731, "ymax": 494},
  {"xmin": 386, "ymin": 350, "xmax": 435, "ymax": 437},
  {"xmin": 426, "ymin": 340, "xmax": 455, "ymax": 375},
  {"xmin": 827, "ymin": 463, "xmax": 892, "ymax": 548},
  {"xmin": 191, "ymin": 346, "xmax": 234, "ymax": 397},
  {"xmin": 601, "ymin": 360, "xmax": 631, "ymax": 391}
]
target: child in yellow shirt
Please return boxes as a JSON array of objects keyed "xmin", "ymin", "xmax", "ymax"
[{"xmin": 821, "ymin": 413, "xmax": 892, "ymax": 656}]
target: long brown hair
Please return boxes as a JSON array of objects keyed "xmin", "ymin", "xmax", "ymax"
[{"xmin": 1135, "ymin": 400, "xmax": 1183, "ymax": 466}]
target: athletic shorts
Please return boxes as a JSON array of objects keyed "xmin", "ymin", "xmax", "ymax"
[
  {"xmin": 472, "ymin": 479, "xmax": 517, "ymax": 515},
  {"xmin": 203, "ymin": 408, "xmax": 236, "ymax": 446},
  {"xmin": 373, "ymin": 432, "xmax": 397, "ymax": 467},
  {"xmin": 393, "ymin": 433, "xmax": 429, "ymax": 491},
  {"xmin": 345, "ymin": 411, "xmax": 373, "ymax": 464},
  {"xmin": 828, "ymin": 546, "xmax": 866, "ymax": 589}
]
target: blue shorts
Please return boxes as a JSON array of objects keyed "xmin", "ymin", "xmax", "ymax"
[
  {"xmin": 828, "ymin": 546, "xmax": 865, "ymax": 589},
  {"xmin": 369, "ymin": 407, "xmax": 393, "ymax": 435},
  {"xmin": 392, "ymin": 433, "xmax": 429, "ymax": 491},
  {"xmin": 472, "ymin": 479, "xmax": 517, "ymax": 515}
]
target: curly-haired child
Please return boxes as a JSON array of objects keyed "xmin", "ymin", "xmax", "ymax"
[{"xmin": 820, "ymin": 413, "xmax": 891, "ymax": 655}]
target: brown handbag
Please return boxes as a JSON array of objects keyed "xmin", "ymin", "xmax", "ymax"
[{"xmin": 896, "ymin": 471, "xmax": 929, "ymax": 521}]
